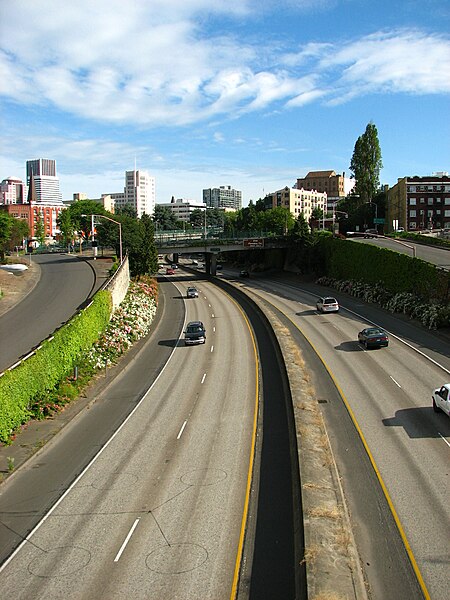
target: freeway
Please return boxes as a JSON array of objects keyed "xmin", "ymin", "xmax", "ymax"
[
  {"xmin": 349, "ymin": 235, "xmax": 450, "ymax": 270},
  {"xmin": 0, "ymin": 269, "xmax": 301, "ymax": 599},
  {"xmin": 0, "ymin": 253, "xmax": 97, "ymax": 372},
  {"xmin": 227, "ymin": 270, "xmax": 450, "ymax": 600}
]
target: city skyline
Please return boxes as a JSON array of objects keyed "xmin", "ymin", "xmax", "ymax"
[{"xmin": 1, "ymin": 0, "xmax": 449, "ymax": 206}]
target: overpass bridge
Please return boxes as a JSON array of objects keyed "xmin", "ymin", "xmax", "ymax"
[{"xmin": 155, "ymin": 231, "xmax": 289, "ymax": 274}]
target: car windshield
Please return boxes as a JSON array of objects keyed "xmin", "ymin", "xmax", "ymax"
[
  {"xmin": 187, "ymin": 325, "xmax": 203, "ymax": 333},
  {"xmin": 324, "ymin": 298, "xmax": 337, "ymax": 304},
  {"xmin": 366, "ymin": 328, "xmax": 384, "ymax": 335}
]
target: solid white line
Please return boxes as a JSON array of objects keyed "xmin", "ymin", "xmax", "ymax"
[
  {"xmin": 201, "ymin": 373, "xmax": 206, "ymax": 384},
  {"xmin": 390, "ymin": 376, "xmax": 402, "ymax": 388},
  {"xmin": 438, "ymin": 432, "xmax": 450, "ymax": 448},
  {"xmin": 177, "ymin": 420, "xmax": 188, "ymax": 439},
  {"xmin": 211, "ymin": 345, "xmax": 214, "ymax": 353},
  {"xmin": 114, "ymin": 519, "xmax": 140, "ymax": 562}
]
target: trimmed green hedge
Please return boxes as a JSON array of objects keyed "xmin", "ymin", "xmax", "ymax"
[
  {"xmin": 319, "ymin": 237, "xmax": 449, "ymax": 303},
  {"xmin": 0, "ymin": 291, "xmax": 112, "ymax": 443}
]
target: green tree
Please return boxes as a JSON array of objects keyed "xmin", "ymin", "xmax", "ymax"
[
  {"xmin": 153, "ymin": 205, "xmax": 179, "ymax": 230},
  {"xmin": 0, "ymin": 212, "xmax": 13, "ymax": 260},
  {"xmin": 190, "ymin": 209, "xmax": 205, "ymax": 229},
  {"xmin": 135, "ymin": 214, "xmax": 158, "ymax": 276},
  {"xmin": 349, "ymin": 122, "xmax": 383, "ymax": 207},
  {"xmin": 67, "ymin": 199, "xmax": 108, "ymax": 241},
  {"xmin": 259, "ymin": 206, "xmax": 294, "ymax": 235},
  {"xmin": 8, "ymin": 217, "xmax": 29, "ymax": 252},
  {"xmin": 292, "ymin": 213, "xmax": 310, "ymax": 240},
  {"xmin": 34, "ymin": 211, "xmax": 46, "ymax": 246},
  {"xmin": 57, "ymin": 208, "xmax": 75, "ymax": 249}
]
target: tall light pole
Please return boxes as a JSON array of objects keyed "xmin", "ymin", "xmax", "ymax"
[{"xmin": 81, "ymin": 214, "xmax": 123, "ymax": 263}]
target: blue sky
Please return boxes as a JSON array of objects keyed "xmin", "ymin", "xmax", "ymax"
[{"xmin": 1, "ymin": 0, "xmax": 449, "ymax": 206}]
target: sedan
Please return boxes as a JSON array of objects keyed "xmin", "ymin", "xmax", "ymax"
[
  {"xmin": 186, "ymin": 286, "xmax": 198, "ymax": 298},
  {"xmin": 358, "ymin": 327, "xmax": 389, "ymax": 349},
  {"xmin": 239, "ymin": 270, "xmax": 250, "ymax": 278},
  {"xmin": 432, "ymin": 384, "xmax": 450, "ymax": 417},
  {"xmin": 166, "ymin": 267, "xmax": 175, "ymax": 275},
  {"xmin": 184, "ymin": 321, "xmax": 206, "ymax": 345},
  {"xmin": 316, "ymin": 296, "xmax": 339, "ymax": 313}
]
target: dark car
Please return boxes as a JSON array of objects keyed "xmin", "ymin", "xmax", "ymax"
[
  {"xmin": 184, "ymin": 321, "xmax": 206, "ymax": 345},
  {"xmin": 239, "ymin": 270, "xmax": 250, "ymax": 278},
  {"xmin": 363, "ymin": 229, "xmax": 378, "ymax": 238},
  {"xmin": 358, "ymin": 327, "xmax": 389, "ymax": 349}
]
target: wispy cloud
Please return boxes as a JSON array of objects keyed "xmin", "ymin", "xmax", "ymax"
[{"xmin": 1, "ymin": 2, "xmax": 448, "ymax": 129}]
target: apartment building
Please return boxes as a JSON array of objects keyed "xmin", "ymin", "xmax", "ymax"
[
  {"xmin": 109, "ymin": 169, "xmax": 156, "ymax": 218},
  {"xmin": 386, "ymin": 173, "xmax": 450, "ymax": 232},
  {"xmin": 295, "ymin": 170, "xmax": 354, "ymax": 212},
  {"xmin": 203, "ymin": 186, "xmax": 242, "ymax": 210},
  {"xmin": 0, "ymin": 176, "xmax": 28, "ymax": 205},
  {"xmin": 265, "ymin": 186, "xmax": 327, "ymax": 223}
]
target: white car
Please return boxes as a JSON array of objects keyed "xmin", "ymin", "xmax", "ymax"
[
  {"xmin": 432, "ymin": 384, "xmax": 450, "ymax": 417},
  {"xmin": 316, "ymin": 296, "xmax": 339, "ymax": 313},
  {"xmin": 186, "ymin": 286, "xmax": 198, "ymax": 298}
]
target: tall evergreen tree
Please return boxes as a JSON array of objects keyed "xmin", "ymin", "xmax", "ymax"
[{"xmin": 350, "ymin": 122, "xmax": 383, "ymax": 207}]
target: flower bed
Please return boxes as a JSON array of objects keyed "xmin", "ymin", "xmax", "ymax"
[{"xmin": 316, "ymin": 276, "xmax": 450, "ymax": 330}]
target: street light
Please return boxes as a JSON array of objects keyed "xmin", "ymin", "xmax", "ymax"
[{"xmin": 81, "ymin": 214, "xmax": 123, "ymax": 263}]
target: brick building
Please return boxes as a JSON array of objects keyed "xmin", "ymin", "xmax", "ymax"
[{"xmin": 386, "ymin": 173, "xmax": 450, "ymax": 232}]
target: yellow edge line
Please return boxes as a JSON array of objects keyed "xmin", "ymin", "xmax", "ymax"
[
  {"xmin": 225, "ymin": 291, "xmax": 259, "ymax": 600},
  {"xmin": 261, "ymin": 296, "xmax": 431, "ymax": 600}
]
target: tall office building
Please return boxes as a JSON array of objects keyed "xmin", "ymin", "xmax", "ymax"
[
  {"xmin": 111, "ymin": 169, "xmax": 155, "ymax": 218},
  {"xmin": 26, "ymin": 158, "xmax": 63, "ymax": 204},
  {"xmin": 203, "ymin": 186, "xmax": 242, "ymax": 210}
]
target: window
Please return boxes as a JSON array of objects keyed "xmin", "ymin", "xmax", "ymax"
[
  {"xmin": 410, "ymin": 222, "xmax": 417, "ymax": 229},
  {"xmin": 445, "ymin": 210, "xmax": 450, "ymax": 217},
  {"xmin": 445, "ymin": 198, "xmax": 450, "ymax": 205},
  {"xmin": 428, "ymin": 198, "xmax": 434, "ymax": 205},
  {"xmin": 409, "ymin": 210, "xmax": 416, "ymax": 217},
  {"xmin": 409, "ymin": 198, "xmax": 416, "ymax": 205}
]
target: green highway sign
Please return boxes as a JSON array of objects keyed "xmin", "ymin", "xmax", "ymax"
[{"xmin": 373, "ymin": 218, "xmax": 385, "ymax": 224}]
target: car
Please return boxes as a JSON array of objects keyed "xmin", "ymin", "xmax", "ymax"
[
  {"xmin": 186, "ymin": 286, "xmax": 198, "ymax": 298},
  {"xmin": 316, "ymin": 296, "xmax": 339, "ymax": 313},
  {"xmin": 166, "ymin": 267, "xmax": 175, "ymax": 275},
  {"xmin": 239, "ymin": 270, "xmax": 250, "ymax": 278},
  {"xmin": 358, "ymin": 327, "xmax": 389, "ymax": 349},
  {"xmin": 184, "ymin": 321, "xmax": 206, "ymax": 345},
  {"xmin": 432, "ymin": 384, "xmax": 450, "ymax": 417},
  {"xmin": 216, "ymin": 264, "xmax": 223, "ymax": 270},
  {"xmin": 396, "ymin": 227, "xmax": 405, "ymax": 232},
  {"xmin": 363, "ymin": 229, "xmax": 378, "ymax": 238},
  {"xmin": 171, "ymin": 264, "xmax": 178, "ymax": 269}
]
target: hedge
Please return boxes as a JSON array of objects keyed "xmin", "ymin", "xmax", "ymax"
[
  {"xmin": 319, "ymin": 237, "xmax": 449, "ymax": 303},
  {"xmin": 0, "ymin": 291, "xmax": 112, "ymax": 443}
]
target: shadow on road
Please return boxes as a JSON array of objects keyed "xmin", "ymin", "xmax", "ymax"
[{"xmin": 382, "ymin": 407, "xmax": 450, "ymax": 438}]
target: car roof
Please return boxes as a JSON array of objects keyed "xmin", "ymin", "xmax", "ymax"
[{"xmin": 187, "ymin": 320, "xmax": 203, "ymax": 327}]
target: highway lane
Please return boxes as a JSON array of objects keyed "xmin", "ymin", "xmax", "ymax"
[
  {"xmin": 0, "ymin": 273, "xmax": 258, "ymax": 599},
  {"xmin": 0, "ymin": 253, "xmax": 96, "ymax": 372},
  {"xmin": 226, "ymin": 272, "xmax": 449, "ymax": 600},
  {"xmin": 349, "ymin": 236, "xmax": 450, "ymax": 270}
]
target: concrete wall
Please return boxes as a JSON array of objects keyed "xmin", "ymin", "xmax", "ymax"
[{"xmin": 104, "ymin": 256, "xmax": 130, "ymax": 309}]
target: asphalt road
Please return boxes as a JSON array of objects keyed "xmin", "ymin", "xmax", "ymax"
[
  {"xmin": 232, "ymin": 271, "xmax": 450, "ymax": 600},
  {"xmin": 1, "ymin": 272, "xmax": 294, "ymax": 599},
  {"xmin": 0, "ymin": 254, "xmax": 96, "ymax": 372},
  {"xmin": 349, "ymin": 236, "xmax": 450, "ymax": 270}
]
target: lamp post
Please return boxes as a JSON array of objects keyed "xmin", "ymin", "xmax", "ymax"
[{"xmin": 81, "ymin": 214, "xmax": 123, "ymax": 263}]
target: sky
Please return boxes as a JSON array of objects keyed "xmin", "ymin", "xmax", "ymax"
[{"xmin": 1, "ymin": 0, "xmax": 449, "ymax": 207}]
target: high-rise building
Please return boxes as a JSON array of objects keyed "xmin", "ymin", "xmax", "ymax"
[
  {"xmin": 0, "ymin": 176, "xmax": 28, "ymax": 205},
  {"xmin": 26, "ymin": 158, "xmax": 63, "ymax": 204},
  {"xmin": 203, "ymin": 186, "xmax": 242, "ymax": 210},
  {"xmin": 110, "ymin": 169, "xmax": 155, "ymax": 218}
]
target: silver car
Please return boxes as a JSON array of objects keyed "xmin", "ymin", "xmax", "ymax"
[
  {"xmin": 186, "ymin": 286, "xmax": 198, "ymax": 298},
  {"xmin": 316, "ymin": 296, "xmax": 339, "ymax": 313}
]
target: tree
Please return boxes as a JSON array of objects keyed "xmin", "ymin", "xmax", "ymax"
[
  {"xmin": 190, "ymin": 209, "xmax": 205, "ymax": 229},
  {"xmin": 57, "ymin": 209, "xmax": 75, "ymax": 249},
  {"xmin": 350, "ymin": 122, "xmax": 383, "ymax": 207},
  {"xmin": 292, "ymin": 213, "xmax": 310, "ymax": 240},
  {"xmin": 9, "ymin": 217, "xmax": 29, "ymax": 252},
  {"xmin": 34, "ymin": 210, "xmax": 46, "ymax": 246},
  {"xmin": 135, "ymin": 214, "xmax": 158, "ymax": 276},
  {"xmin": 67, "ymin": 199, "xmax": 108, "ymax": 241},
  {"xmin": 153, "ymin": 205, "xmax": 179, "ymax": 231},
  {"xmin": 0, "ymin": 212, "xmax": 13, "ymax": 260},
  {"xmin": 309, "ymin": 207, "xmax": 324, "ymax": 231}
]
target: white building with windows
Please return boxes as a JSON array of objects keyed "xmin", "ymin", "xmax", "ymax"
[
  {"xmin": 156, "ymin": 197, "xmax": 206, "ymax": 222},
  {"xmin": 0, "ymin": 176, "xmax": 28, "ymax": 205},
  {"xmin": 26, "ymin": 159, "xmax": 63, "ymax": 204},
  {"xmin": 109, "ymin": 169, "xmax": 155, "ymax": 218}
]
